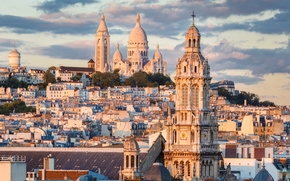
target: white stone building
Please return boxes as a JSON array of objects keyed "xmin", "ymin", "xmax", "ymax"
[{"xmin": 95, "ymin": 13, "xmax": 167, "ymax": 77}]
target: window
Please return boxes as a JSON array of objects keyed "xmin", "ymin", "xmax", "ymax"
[
  {"xmin": 184, "ymin": 66, "xmax": 186, "ymax": 73},
  {"xmin": 131, "ymin": 155, "xmax": 134, "ymax": 168},
  {"xmin": 187, "ymin": 161, "xmax": 190, "ymax": 176},
  {"xmin": 188, "ymin": 39, "xmax": 191, "ymax": 47},
  {"xmin": 126, "ymin": 155, "xmax": 129, "ymax": 168},
  {"xmin": 181, "ymin": 85, "xmax": 188, "ymax": 107}
]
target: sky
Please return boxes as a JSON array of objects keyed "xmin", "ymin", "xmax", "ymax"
[{"xmin": 0, "ymin": 0, "xmax": 289, "ymax": 105}]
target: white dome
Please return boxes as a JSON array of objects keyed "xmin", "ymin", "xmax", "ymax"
[
  {"xmin": 9, "ymin": 48, "xmax": 21, "ymax": 68},
  {"xmin": 128, "ymin": 14, "xmax": 147, "ymax": 44},
  {"xmin": 153, "ymin": 44, "xmax": 162, "ymax": 60},
  {"xmin": 9, "ymin": 48, "xmax": 20, "ymax": 57},
  {"xmin": 113, "ymin": 43, "xmax": 123, "ymax": 60},
  {"xmin": 132, "ymin": 48, "xmax": 141, "ymax": 60}
]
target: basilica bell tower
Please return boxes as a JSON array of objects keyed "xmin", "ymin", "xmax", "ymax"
[
  {"xmin": 95, "ymin": 14, "xmax": 110, "ymax": 72},
  {"xmin": 164, "ymin": 11, "xmax": 220, "ymax": 181}
]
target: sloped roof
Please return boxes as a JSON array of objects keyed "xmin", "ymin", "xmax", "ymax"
[
  {"xmin": 0, "ymin": 148, "xmax": 146, "ymax": 180},
  {"xmin": 253, "ymin": 168, "xmax": 274, "ymax": 181},
  {"xmin": 58, "ymin": 66, "xmax": 94, "ymax": 73}
]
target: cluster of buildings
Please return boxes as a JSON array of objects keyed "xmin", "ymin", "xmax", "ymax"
[
  {"xmin": 0, "ymin": 11, "xmax": 289, "ymax": 181},
  {"xmin": 0, "ymin": 13, "xmax": 167, "ymax": 85}
]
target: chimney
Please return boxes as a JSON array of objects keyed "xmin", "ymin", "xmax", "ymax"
[{"xmin": 43, "ymin": 154, "xmax": 54, "ymax": 170}]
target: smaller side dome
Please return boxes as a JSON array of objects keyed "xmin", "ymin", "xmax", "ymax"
[
  {"xmin": 132, "ymin": 47, "xmax": 142, "ymax": 60},
  {"xmin": 123, "ymin": 136, "xmax": 139, "ymax": 151},
  {"xmin": 153, "ymin": 43, "xmax": 162, "ymax": 60},
  {"xmin": 113, "ymin": 43, "xmax": 123, "ymax": 60}
]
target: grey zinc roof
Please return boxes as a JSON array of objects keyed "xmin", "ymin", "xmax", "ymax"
[
  {"xmin": 0, "ymin": 149, "xmax": 146, "ymax": 180},
  {"xmin": 253, "ymin": 168, "xmax": 274, "ymax": 181}
]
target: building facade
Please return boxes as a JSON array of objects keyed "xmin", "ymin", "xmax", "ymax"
[
  {"xmin": 96, "ymin": 13, "xmax": 167, "ymax": 77},
  {"xmin": 95, "ymin": 14, "xmax": 110, "ymax": 73},
  {"xmin": 164, "ymin": 12, "xmax": 220, "ymax": 181}
]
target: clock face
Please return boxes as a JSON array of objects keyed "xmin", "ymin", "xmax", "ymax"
[
  {"xmin": 180, "ymin": 131, "xmax": 187, "ymax": 140},
  {"xmin": 203, "ymin": 132, "xmax": 208, "ymax": 142}
]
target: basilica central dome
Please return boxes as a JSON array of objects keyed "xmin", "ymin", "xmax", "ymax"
[{"xmin": 128, "ymin": 13, "xmax": 148, "ymax": 44}]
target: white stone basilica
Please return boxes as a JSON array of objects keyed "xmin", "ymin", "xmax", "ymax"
[{"xmin": 94, "ymin": 13, "xmax": 167, "ymax": 77}]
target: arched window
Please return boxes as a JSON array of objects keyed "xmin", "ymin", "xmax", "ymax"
[
  {"xmin": 194, "ymin": 66, "xmax": 197, "ymax": 73},
  {"xmin": 191, "ymin": 131, "xmax": 194, "ymax": 143},
  {"xmin": 180, "ymin": 161, "xmax": 184, "ymax": 176},
  {"xmin": 131, "ymin": 155, "xmax": 135, "ymax": 168},
  {"xmin": 104, "ymin": 39, "xmax": 107, "ymax": 44},
  {"xmin": 193, "ymin": 85, "xmax": 199, "ymax": 107},
  {"xmin": 126, "ymin": 155, "xmax": 129, "ymax": 168},
  {"xmin": 186, "ymin": 161, "xmax": 191, "ymax": 176},
  {"xmin": 136, "ymin": 155, "xmax": 139, "ymax": 168},
  {"xmin": 193, "ymin": 39, "xmax": 196, "ymax": 47},
  {"xmin": 184, "ymin": 66, "xmax": 186, "ymax": 73},
  {"xmin": 188, "ymin": 39, "xmax": 191, "ymax": 47},
  {"xmin": 173, "ymin": 130, "xmax": 177, "ymax": 143},
  {"xmin": 182, "ymin": 85, "xmax": 188, "ymax": 107}
]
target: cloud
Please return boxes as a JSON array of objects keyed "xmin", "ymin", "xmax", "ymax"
[
  {"xmin": 131, "ymin": 0, "xmax": 159, "ymax": 5},
  {"xmin": 35, "ymin": 0, "xmax": 99, "ymax": 13},
  {"xmin": 213, "ymin": 72, "xmax": 264, "ymax": 85},
  {"xmin": 0, "ymin": 14, "xmax": 97, "ymax": 35},
  {"xmin": 35, "ymin": 40, "xmax": 94, "ymax": 60},
  {"xmin": 201, "ymin": 38, "xmax": 290, "ymax": 76},
  {"xmin": 0, "ymin": 38, "xmax": 24, "ymax": 48}
]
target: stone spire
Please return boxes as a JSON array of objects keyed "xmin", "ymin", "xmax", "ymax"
[{"xmin": 97, "ymin": 13, "xmax": 108, "ymax": 33}]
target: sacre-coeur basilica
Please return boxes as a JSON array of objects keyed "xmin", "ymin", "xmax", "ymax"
[{"xmin": 93, "ymin": 13, "xmax": 167, "ymax": 78}]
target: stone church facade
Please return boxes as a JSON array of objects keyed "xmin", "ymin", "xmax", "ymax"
[
  {"xmin": 163, "ymin": 12, "xmax": 220, "ymax": 181},
  {"xmin": 94, "ymin": 13, "xmax": 167, "ymax": 77}
]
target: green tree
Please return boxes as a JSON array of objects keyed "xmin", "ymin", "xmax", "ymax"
[
  {"xmin": 71, "ymin": 73, "xmax": 82, "ymax": 81},
  {"xmin": 91, "ymin": 71, "xmax": 121, "ymax": 88},
  {"xmin": 43, "ymin": 70, "xmax": 56, "ymax": 85}
]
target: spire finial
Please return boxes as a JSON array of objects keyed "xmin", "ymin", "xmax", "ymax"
[
  {"xmin": 136, "ymin": 13, "xmax": 140, "ymax": 24},
  {"xmin": 156, "ymin": 43, "xmax": 159, "ymax": 50},
  {"xmin": 262, "ymin": 158, "xmax": 265, "ymax": 169},
  {"xmin": 191, "ymin": 10, "xmax": 195, "ymax": 26},
  {"xmin": 101, "ymin": 13, "xmax": 105, "ymax": 21},
  {"xmin": 116, "ymin": 43, "xmax": 119, "ymax": 50}
]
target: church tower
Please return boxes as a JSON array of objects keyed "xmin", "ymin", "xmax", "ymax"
[
  {"xmin": 120, "ymin": 136, "xmax": 142, "ymax": 180},
  {"xmin": 95, "ymin": 14, "xmax": 110, "ymax": 72},
  {"xmin": 164, "ymin": 12, "xmax": 220, "ymax": 181}
]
